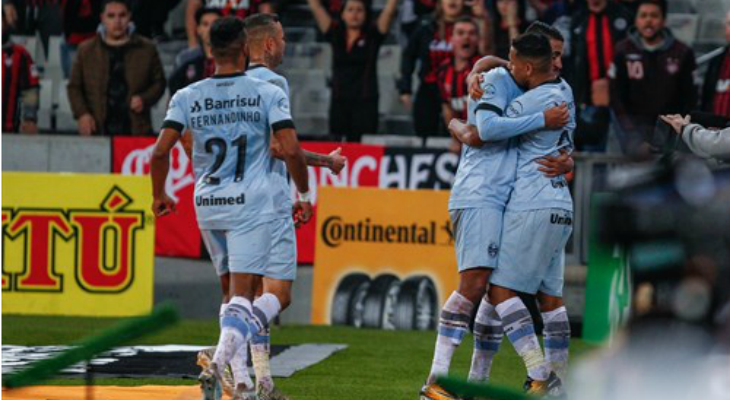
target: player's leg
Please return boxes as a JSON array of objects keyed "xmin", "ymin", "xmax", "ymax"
[
  {"xmin": 422, "ymin": 208, "xmax": 500, "ymax": 400},
  {"xmin": 468, "ymin": 294, "xmax": 503, "ymax": 383},
  {"xmin": 488, "ymin": 210, "xmax": 552, "ymax": 388},
  {"xmin": 537, "ymin": 212, "xmax": 573, "ymax": 381}
]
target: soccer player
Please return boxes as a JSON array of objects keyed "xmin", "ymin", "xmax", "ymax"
[
  {"xmin": 453, "ymin": 31, "xmax": 576, "ymax": 396},
  {"xmin": 150, "ymin": 17, "xmax": 311, "ymax": 400},
  {"xmin": 419, "ymin": 35, "xmax": 571, "ymax": 400}
]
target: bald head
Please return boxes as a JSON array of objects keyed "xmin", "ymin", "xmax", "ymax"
[{"xmin": 244, "ymin": 13, "xmax": 286, "ymax": 68}]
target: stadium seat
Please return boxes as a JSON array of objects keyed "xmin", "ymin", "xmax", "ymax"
[
  {"xmin": 38, "ymin": 78, "xmax": 54, "ymax": 131},
  {"xmin": 55, "ymin": 80, "xmax": 77, "ymax": 132},
  {"xmin": 45, "ymin": 36, "xmax": 64, "ymax": 83},
  {"xmin": 362, "ymin": 134, "xmax": 421, "ymax": 147},
  {"xmin": 667, "ymin": 14, "xmax": 699, "ymax": 47}
]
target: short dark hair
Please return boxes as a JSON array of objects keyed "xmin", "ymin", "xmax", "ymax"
[
  {"xmin": 101, "ymin": 0, "xmax": 130, "ymax": 13},
  {"xmin": 195, "ymin": 7, "xmax": 222, "ymax": 25},
  {"xmin": 243, "ymin": 13, "xmax": 281, "ymax": 40},
  {"xmin": 210, "ymin": 17, "xmax": 247, "ymax": 60},
  {"xmin": 525, "ymin": 21, "xmax": 564, "ymax": 42},
  {"xmin": 512, "ymin": 32, "xmax": 552, "ymax": 73},
  {"xmin": 454, "ymin": 16, "xmax": 479, "ymax": 31},
  {"xmin": 637, "ymin": 0, "xmax": 667, "ymax": 18}
]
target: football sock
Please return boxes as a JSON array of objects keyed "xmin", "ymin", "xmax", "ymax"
[
  {"xmin": 214, "ymin": 296, "xmax": 256, "ymax": 370},
  {"xmin": 251, "ymin": 326, "xmax": 273, "ymax": 391},
  {"xmin": 542, "ymin": 306, "xmax": 570, "ymax": 380},
  {"xmin": 495, "ymin": 296, "xmax": 549, "ymax": 381},
  {"xmin": 427, "ymin": 291, "xmax": 475, "ymax": 384},
  {"xmin": 231, "ymin": 342, "xmax": 255, "ymax": 389},
  {"xmin": 251, "ymin": 293, "xmax": 281, "ymax": 331},
  {"xmin": 468, "ymin": 297, "xmax": 503, "ymax": 382}
]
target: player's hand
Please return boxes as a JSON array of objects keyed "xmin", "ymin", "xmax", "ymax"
[
  {"xmin": 152, "ymin": 195, "xmax": 176, "ymax": 217},
  {"xmin": 292, "ymin": 201, "xmax": 313, "ymax": 228},
  {"xmin": 468, "ymin": 73, "xmax": 484, "ymax": 100},
  {"xmin": 328, "ymin": 147, "xmax": 347, "ymax": 175},
  {"xmin": 660, "ymin": 114, "xmax": 690, "ymax": 135},
  {"xmin": 20, "ymin": 120, "xmax": 38, "ymax": 134},
  {"xmin": 78, "ymin": 114, "xmax": 97, "ymax": 136},
  {"xmin": 536, "ymin": 148, "xmax": 573, "ymax": 177},
  {"xmin": 130, "ymin": 95, "xmax": 144, "ymax": 113},
  {"xmin": 400, "ymin": 94, "xmax": 413, "ymax": 110},
  {"xmin": 544, "ymin": 103, "xmax": 569, "ymax": 129}
]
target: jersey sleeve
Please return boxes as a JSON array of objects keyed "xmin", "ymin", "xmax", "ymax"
[
  {"xmin": 475, "ymin": 89, "xmax": 547, "ymax": 142},
  {"xmin": 267, "ymin": 86, "xmax": 295, "ymax": 132},
  {"xmin": 475, "ymin": 70, "xmax": 511, "ymax": 113},
  {"xmin": 161, "ymin": 90, "xmax": 188, "ymax": 133}
]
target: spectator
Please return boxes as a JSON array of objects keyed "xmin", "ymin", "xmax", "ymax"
[
  {"xmin": 399, "ymin": 0, "xmax": 491, "ymax": 138},
  {"xmin": 701, "ymin": 11, "xmax": 730, "ymax": 119},
  {"xmin": 567, "ymin": 0, "xmax": 632, "ymax": 152},
  {"xmin": 399, "ymin": 0, "xmax": 436, "ymax": 42},
  {"xmin": 308, "ymin": 0, "xmax": 400, "ymax": 142},
  {"xmin": 2, "ymin": 20, "xmax": 40, "ymax": 134},
  {"xmin": 67, "ymin": 0, "xmax": 166, "ymax": 136},
  {"xmin": 186, "ymin": 0, "xmax": 273, "ymax": 48},
  {"xmin": 168, "ymin": 8, "xmax": 221, "ymax": 96},
  {"xmin": 436, "ymin": 16, "xmax": 480, "ymax": 152},
  {"xmin": 131, "ymin": 0, "xmax": 182, "ymax": 41},
  {"xmin": 491, "ymin": 0, "xmax": 529, "ymax": 58},
  {"xmin": 661, "ymin": 114, "xmax": 730, "ymax": 163},
  {"xmin": 610, "ymin": 0, "xmax": 696, "ymax": 155},
  {"xmin": 61, "ymin": 0, "xmax": 103, "ymax": 78}
]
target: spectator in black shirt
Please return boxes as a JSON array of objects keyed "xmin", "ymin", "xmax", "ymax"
[
  {"xmin": 169, "ymin": 8, "xmax": 221, "ymax": 96},
  {"xmin": 609, "ymin": 0, "xmax": 696, "ymax": 155},
  {"xmin": 308, "ymin": 0, "xmax": 400, "ymax": 142}
]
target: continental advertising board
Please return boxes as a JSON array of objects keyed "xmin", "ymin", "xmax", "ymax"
[
  {"xmin": 2, "ymin": 173, "xmax": 155, "ymax": 316},
  {"xmin": 312, "ymin": 187, "xmax": 458, "ymax": 330}
]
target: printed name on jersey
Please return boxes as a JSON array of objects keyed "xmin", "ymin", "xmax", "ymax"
[
  {"xmin": 195, "ymin": 193, "xmax": 246, "ymax": 207},
  {"xmin": 550, "ymin": 213, "xmax": 572, "ymax": 225}
]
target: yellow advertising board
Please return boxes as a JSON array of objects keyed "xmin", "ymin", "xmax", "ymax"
[
  {"xmin": 312, "ymin": 186, "xmax": 459, "ymax": 330},
  {"xmin": 2, "ymin": 172, "xmax": 155, "ymax": 317}
]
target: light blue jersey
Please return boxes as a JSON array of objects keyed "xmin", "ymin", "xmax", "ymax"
[
  {"xmin": 163, "ymin": 72, "xmax": 294, "ymax": 230},
  {"xmin": 449, "ymin": 68, "xmax": 541, "ymax": 210},
  {"xmin": 504, "ymin": 78, "xmax": 576, "ymax": 212},
  {"xmin": 246, "ymin": 64, "xmax": 291, "ymax": 218}
]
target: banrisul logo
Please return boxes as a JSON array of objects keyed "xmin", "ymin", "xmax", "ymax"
[{"xmin": 2, "ymin": 187, "xmax": 144, "ymax": 293}]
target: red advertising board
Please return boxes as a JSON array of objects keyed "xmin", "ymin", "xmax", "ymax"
[
  {"xmin": 112, "ymin": 137, "xmax": 201, "ymax": 258},
  {"xmin": 297, "ymin": 142, "xmax": 384, "ymax": 263}
]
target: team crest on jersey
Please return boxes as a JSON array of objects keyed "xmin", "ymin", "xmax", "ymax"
[
  {"xmin": 666, "ymin": 58, "xmax": 679, "ymax": 75},
  {"xmin": 483, "ymin": 83, "xmax": 497, "ymax": 99},
  {"xmin": 488, "ymin": 243, "xmax": 499, "ymax": 258},
  {"xmin": 278, "ymin": 97, "xmax": 290, "ymax": 113},
  {"xmin": 505, "ymin": 100, "xmax": 523, "ymax": 117}
]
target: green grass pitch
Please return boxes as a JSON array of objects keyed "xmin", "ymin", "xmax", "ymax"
[{"xmin": 2, "ymin": 315, "xmax": 599, "ymax": 399}]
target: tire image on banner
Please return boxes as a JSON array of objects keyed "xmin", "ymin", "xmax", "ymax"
[
  {"xmin": 312, "ymin": 186, "xmax": 459, "ymax": 330},
  {"xmin": 112, "ymin": 137, "xmax": 201, "ymax": 258}
]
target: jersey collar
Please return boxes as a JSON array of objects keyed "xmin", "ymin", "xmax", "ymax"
[{"xmin": 211, "ymin": 72, "xmax": 246, "ymax": 79}]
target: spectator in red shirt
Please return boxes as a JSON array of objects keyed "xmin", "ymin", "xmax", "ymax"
[
  {"xmin": 609, "ymin": 0, "xmax": 696, "ymax": 155},
  {"xmin": 399, "ymin": 0, "xmax": 491, "ymax": 138},
  {"xmin": 185, "ymin": 0, "xmax": 273, "ymax": 48},
  {"xmin": 437, "ymin": 16, "xmax": 480, "ymax": 141},
  {"xmin": 2, "ymin": 19, "xmax": 40, "ymax": 134},
  {"xmin": 701, "ymin": 11, "xmax": 730, "ymax": 120}
]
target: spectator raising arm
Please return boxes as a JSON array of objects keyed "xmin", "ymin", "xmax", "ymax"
[
  {"xmin": 307, "ymin": 0, "xmax": 333, "ymax": 33},
  {"xmin": 377, "ymin": 0, "xmax": 400, "ymax": 34}
]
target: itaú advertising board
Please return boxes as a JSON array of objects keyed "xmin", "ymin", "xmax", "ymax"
[
  {"xmin": 311, "ymin": 187, "xmax": 458, "ymax": 330},
  {"xmin": 1, "ymin": 173, "xmax": 154, "ymax": 316}
]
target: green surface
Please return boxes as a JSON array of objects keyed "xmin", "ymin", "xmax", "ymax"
[{"xmin": 3, "ymin": 315, "xmax": 600, "ymax": 399}]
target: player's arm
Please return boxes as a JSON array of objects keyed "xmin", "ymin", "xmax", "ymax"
[
  {"xmin": 306, "ymin": 0, "xmax": 332, "ymax": 33},
  {"xmin": 376, "ymin": 0, "xmax": 399, "ymax": 34},
  {"xmin": 476, "ymin": 103, "xmax": 569, "ymax": 142},
  {"xmin": 270, "ymin": 138, "xmax": 347, "ymax": 174},
  {"xmin": 151, "ymin": 127, "xmax": 182, "ymax": 217},
  {"xmin": 536, "ymin": 148, "xmax": 574, "ymax": 177},
  {"xmin": 449, "ymin": 119, "xmax": 483, "ymax": 147},
  {"xmin": 274, "ymin": 127, "xmax": 313, "ymax": 225},
  {"xmin": 467, "ymin": 57, "xmax": 508, "ymax": 100},
  {"xmin": 181, "ymin": 130, "xmax": 193, "ymax": 160}
]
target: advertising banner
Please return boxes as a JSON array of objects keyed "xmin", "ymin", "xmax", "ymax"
[
  {"xmin": 2, "ymin": 173, "xmax": 155, "ymax": 316},
  {"xmin": 311, "ymin": 187, "xmax": 458, "ymax": 330},
  {"xmin": 380, "ymin": 147, "xmax": 458, "ymax": 190},
  {"xmin": 112, "ymin": 137, "xmax": 200, "ymax": 258}
]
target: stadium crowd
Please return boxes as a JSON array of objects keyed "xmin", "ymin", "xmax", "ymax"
[{"xmin": 2, "ymin": 0, "xmax": 729, "ymax": 157}]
